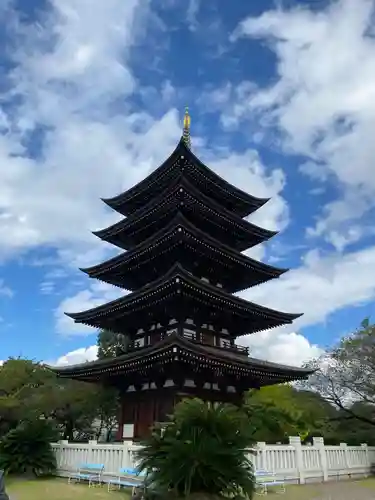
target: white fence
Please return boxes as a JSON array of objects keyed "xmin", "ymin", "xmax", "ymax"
[{"xmin": 52, "ymin": 436, "xmax": 375, "ymax": 485}]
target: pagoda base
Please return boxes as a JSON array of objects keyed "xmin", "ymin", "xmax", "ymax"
[{"xmin": 116, "ymin": 386, "xmax": 244, "ymax": 442}]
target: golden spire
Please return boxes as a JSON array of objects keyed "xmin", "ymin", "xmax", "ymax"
[{"xmin": 182, "ymin": 106, "xmax": 191, "ymax": 149}]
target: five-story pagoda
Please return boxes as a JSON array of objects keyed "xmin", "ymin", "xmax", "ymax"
[{"xmin": 54, "ymin": 109, "xmax": 313, "ymax": 441}]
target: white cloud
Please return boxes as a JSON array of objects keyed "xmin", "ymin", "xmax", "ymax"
[
  {"xmin": 0, "ymin": 0, "xmax": 292, "ymax": 270},
  {"xmin": 208, "ymin": 149, "xmax": 289, "ymax": 232},
  {"xmin": 242, "ymin": 244, "xmax": 375, "ymax": 330},
  {"xmin": 0, "ymin": 0, "xmax": 181, "ymax": 265},
  {"xmin": 231, "ymin": 0, "xmax": 375, "ymax": 249},
  {"xmin": 55, "ymin": 281, "xmax": 123, "ymax": 336},
  {"xmin": 52, "ymin": 345, "xmax": 98, "ymax": 366},
  {"xmin": 0, "ymin": 0, "xmax": 295, "ymax": 352},
  {"xmin": 242, "ymin": 329, "xmax": 322, "ymax": 367},
  {"xmin": 186, "ymin": 0, "xmax": 200, "ymax": 31},
  {"xmin": 0, "ymin": 280, "xmax": 13, "ymax": 299}
]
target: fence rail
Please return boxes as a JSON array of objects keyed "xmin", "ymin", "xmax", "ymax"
[{"xmin": 52, "ymin": 436, "xmax": 375, "ymax": 485}]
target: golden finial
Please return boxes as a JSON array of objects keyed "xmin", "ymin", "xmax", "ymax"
[{"xmin": 182, "ymin": 106, "xmax": 191, "ymax": 149}]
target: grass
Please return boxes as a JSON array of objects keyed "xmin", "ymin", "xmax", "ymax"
[
  {"xmin": 2, "ymin": 479, "xmax": 329, "ymax": 500},
  {"xmin": 5, "ymin": 477, "xmax": 375, "ymax": 500},
  {"xmin": 357, "ymin": 477, "xmax": 375, "ymax": 489},
  {"xmin": 4, "ymin": 478, "xmax": 315, "ymax": 500},
  {"xmin": 3, "ymin": 477, "xmax": 317, "ymax": 500},
  {"xmin": 263, "ymin": 484, "xmax": 321, "ymax": 499},
  {"xmin": 6, "ymin": 477, "xmax": 131, "ymax": 500}
]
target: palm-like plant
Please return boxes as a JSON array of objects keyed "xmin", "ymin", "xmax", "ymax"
[
  {"xmin": 0, "ymin": 419, "xmax": 58, "ymax": 476},
  {"xmin": 136, "ymin": 398, "xmax": 255, "ymax": 499}
]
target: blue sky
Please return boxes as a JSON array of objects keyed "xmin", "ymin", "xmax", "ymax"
[{"xmin": 0, "ymin": 0, "xmax": 375, "ymax": 367}]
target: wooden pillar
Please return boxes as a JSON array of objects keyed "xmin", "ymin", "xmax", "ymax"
[
  {"xmin": 134, "ymin": 398, "xmax": 155, "ymax": 440},
  {"xmin": 115, "ymin": 401, "xmax": 124, "ymax": 441}
]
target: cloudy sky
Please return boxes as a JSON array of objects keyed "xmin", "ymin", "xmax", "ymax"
[{"xmin": 0, "ymin": 0, "xmax": 374, "ymax": 368}]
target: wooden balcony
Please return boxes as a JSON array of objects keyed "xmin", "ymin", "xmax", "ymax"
[
  {"xmin": 127, "ymin": 330, "xmax": 249, "ymax": 356},
  {"xmin": 183, "ymin": 332, "xmax": 249, "ymax": 356}
]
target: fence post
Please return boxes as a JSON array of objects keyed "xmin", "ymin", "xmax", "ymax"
[
  {"xmin": 339, "ymin": 442, "xmax": 350, "ymax": 477},
  {"xmin": 55, "ymin": 440, "xmax": 69, "ymax": 471},
  {"xmin": 88, "ymin": 439, "xmax": 97, "ymax": 464},
  {"xmin": 256, "ymin": 441, "xmax": 266, "ymax": 471},
  {"xmin": 313, "ymin": 437, "xmax": 328, "ymax": 482},
  {"xmin": 121, "ymin": 441, "xmax": 131, "ymax": 469},
  {"xmin": 361, "ymin": 443, "xmax": 369, "ymax": 476},
  {"xmin": 289, "ymin": 436, "xmax": 305, "ymax": 484}
]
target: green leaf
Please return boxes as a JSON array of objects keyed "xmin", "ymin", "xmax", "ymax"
[{"xmin": 136, "ymin": 399, "xmax": 255, "ymax": 498}]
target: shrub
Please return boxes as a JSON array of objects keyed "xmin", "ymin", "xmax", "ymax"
[
  {"xmin": 0, "ymin": 419, "xmax": 58, "ymax": 477},
  {"xmin": 136, "ymin": 398, "xmax": 255, "ymax": 499}
]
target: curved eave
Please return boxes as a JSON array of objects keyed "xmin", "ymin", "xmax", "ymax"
[
  {"xmin": 183, "ymin": 140, "xmax": 270, "ymax": 215},
  {"xmin": 50, "ymin": 333, "xmax": 314, "ymax": 380},
  {"xmin": 81, "ymin": 213, "xmax": 288, "ymax": 290},
  {"xmin": 101, "ymin": 138, "xmax": 269, "ymax": 217},
  {"xmin": 100, "ymin": 140, "xmax": 182, "ymax": 213},
  {"xmin": 93, "ymin": 177, "xmax": 277, "ymax": 245},
  {"xmin": 65, "ymin": 263, "xmax": 302, "ymax": 328}
]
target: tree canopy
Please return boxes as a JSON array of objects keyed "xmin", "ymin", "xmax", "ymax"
[
  {"xmin": 0, "ymin": 358, "xmax": 117, "ymax": 442},
  {"xmin": 303, "ymin": 318, "xmax": 375, "ymax": 437}
]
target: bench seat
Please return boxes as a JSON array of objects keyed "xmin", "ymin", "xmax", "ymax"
[
  {"xmin": 68, "ymin": 463, "xmax": 104, "ymax": 487},
  {"xmin": 107, "ymin": 467, "xmax": 147, "ymax": 494},
  {"xmin": 255, "ymin": 470, "xmax": 285, "ymax": 495}
]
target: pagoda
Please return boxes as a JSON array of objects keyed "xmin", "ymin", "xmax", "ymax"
[{"xmin": 53, "ymin": 108, "xmax": 313, "ymax": 441}]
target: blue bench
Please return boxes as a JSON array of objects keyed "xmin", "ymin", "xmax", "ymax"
[
  {"xmin": 255, "ymin": 470, "xmax": 285, "ymax": 495},
  {"xmin": 68, "ymin": 463, "xmax": 105, "ymax": 487},
  {"xmin": 107, "ymin": 467, "xmax": 147, "ymax": 494}
]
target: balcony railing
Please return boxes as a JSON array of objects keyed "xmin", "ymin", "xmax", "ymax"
[
  {"xmin": 221, "ymin": 340, "xmax": 249, "ymax": 355},
  {"xmin": 184, "ymin": 332, "xmax": 249, "ymax": 356},
  {"xmin": 127, "ymin": 330, "xmax": 249, "ymax": 356}
]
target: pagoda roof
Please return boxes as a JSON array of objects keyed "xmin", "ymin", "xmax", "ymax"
[
  {"xmin": 66, "ymin": 263, "xmax": 301, "ymax": 335},
  {"xmin": 81, "ymin": 213, "xmax": 287, "ymax": 293},
  {"xmin": 94, "ymin": 177, "xmax": 276, "ymax": 252},
  {"xmin": 50, "ymin": 331, "xmax": 314, "ymax": 386},
  {"xmin": 102, "ymin": 138, "xmax": 269, "ymax": 218}
]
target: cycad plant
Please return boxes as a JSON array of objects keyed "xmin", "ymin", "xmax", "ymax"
[
  {"xmin": 0, "ymin": 419, "xmax": 58, "ymax": 477},
  {"xmin": 136, "ymin": 398, "xmax": 255, "ymax": 499}
]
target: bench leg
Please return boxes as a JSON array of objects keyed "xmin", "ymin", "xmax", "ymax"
[
  {"xmin": 255, "ymin": 484, "xmax": 267, "ymax": 495},
  {"xmin": 276, "ymin": 483, "xmax": 285, "ymax": 494}
]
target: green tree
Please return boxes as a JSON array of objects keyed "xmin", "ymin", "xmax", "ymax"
[
  {"xmin": 244, "ymin": 385, "xmax": 342, "ymax": 444},
  {"xmin": 0, "ymin": 359, "xmax": 53, "ymax": 435},
  {"xmin": 292, "ymin": 390, "xmax": 339, "ymax": 442},
  {"xmin": 96, "ymin": 329, "xmax": 122, "ymax": 441},
  {"xmin": 244, "ymin": 385, "xmax": 309, "ymax": 442},
  {"xmin": 327, "ymin": 403, "xmax": 374, "ymax": 445},
  {"xmin": 43, "ymin": 378, "xmax": 99, "ymax": 440},
  {"xmin": 97, "ymin": 329, "xmax": 130, "ymax": 359},
  {"xmin": 0, "ymin": 358, "xmax": 108, "ymax": 441},
  {"xmin": 137, "ymin": 398, "xmax": 256, "ymax": 499},
  {"xmin": 93, "ymin": 388, "xmax": 119, "ymax": 442}
]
